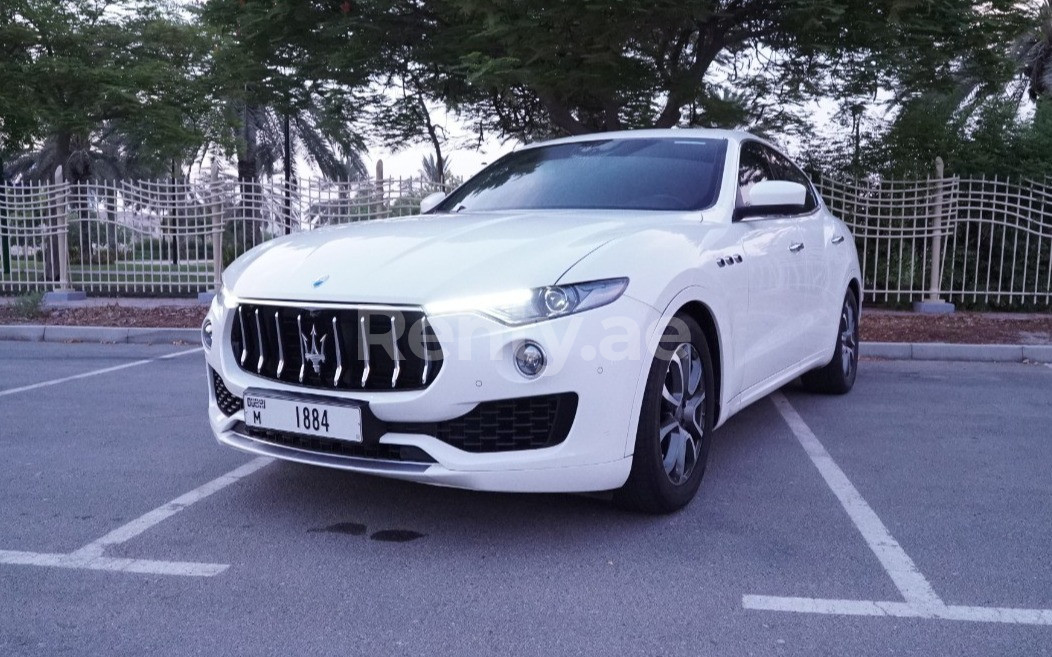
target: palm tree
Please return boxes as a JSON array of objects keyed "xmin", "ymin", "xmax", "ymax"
[
  {"xmin": 4, "ymin": 123, "xmax": 177, "ymax": 183},
  {"xmin": 219, "ymin": 100, "xmax": 369, "ymax": 251},
  {"xmin": 4, "ymin": 122, "xmax": 185, "ymax": 278},
  {"xmin": 1018, "ymin": 0, "xmax": 1052, "ymax": 100},
  {"xmin": 419, "ymin": 153, "xmax": 453, "ymax": 184},
  {"xmin": 230, "ymin": 103, "xmax": 368, "ymax": 183}
]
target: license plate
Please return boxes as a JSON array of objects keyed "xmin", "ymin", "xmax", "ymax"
[{"xmin": 242, "ymin": 390, "xmax": 363, "ymax": 443}]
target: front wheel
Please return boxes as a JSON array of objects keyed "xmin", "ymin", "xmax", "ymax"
[
  {"xmin": 801, "ymin": 288, "xmax": 859, "ymax": 395},
  {"xmin": 615, "ymin": 314, "xmax": 715, "ymax": 514}
]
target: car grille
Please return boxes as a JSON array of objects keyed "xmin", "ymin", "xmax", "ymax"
[
  {"xmin": 211, "ymin": 368, "xmax": 243, "ymax": 416},
  {"xmin": 431, "ymin": 393, "xmax": 578, "ymax": 453},
  {"xmin": 230, "ymin": 303, "xmax": 442, "ymax": 392},
  {"xmin": 237, "ymin": 423, "xmax": 438, "ymax": 464}
]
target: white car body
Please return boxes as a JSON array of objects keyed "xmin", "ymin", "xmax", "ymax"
[{"xmin": 204, "ymin": 129, "xmax": 861, "ymax": 495}]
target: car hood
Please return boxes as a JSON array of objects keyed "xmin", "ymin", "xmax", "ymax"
[{"xmin": 224, "ymin": 210, "xmax": 678, "ymax": 305}]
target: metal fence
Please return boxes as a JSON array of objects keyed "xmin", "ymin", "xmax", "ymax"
[
  {"xmin": 0, "ymin": 167, "xmax": 446, "ymax": 297},
  {"xmin": 815, "ymin": 166, "xmax": 1052, "ymax": 309},
  {"xmin": 2, "ymin": 165, "xmax": 1051, "ymax": 308}
]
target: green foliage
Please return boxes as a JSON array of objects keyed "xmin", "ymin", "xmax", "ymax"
[
  {"xmin": 413, "ymin": 0, "xmax": 1031, "ymax": 142},
  {"xmin": 1, "ymin": 1, "xmax": 213, "ymax": 180},
  {"xmin": 2, "ymin": 0, "xmax": 1048, "ymax": 182},
  {"xmin": 200, "ymin": 0, "xmax": 377, "ymax": 180},
  {"xmin": 804, "ymin": 2, "xmax": 1052, "ymax": 178},
  {"xmin": 846, "ymin": 98, "xmax": 1052, "ymax": 178},
  {"xmin": 1019, "ymin": 0, "xmax": 1052, "ymax": 100},
  {"xmin": 420, "ymin": 154, "xmax": 453, "ymax": 184},
  {"xmin": 12, "ymin": 290, "xmax": 45, "ymax": 319}
]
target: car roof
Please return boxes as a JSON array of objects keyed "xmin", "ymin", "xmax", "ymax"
[{"xmin": 526, "ymin": 128, "xmax": 765, "ymax": 150}]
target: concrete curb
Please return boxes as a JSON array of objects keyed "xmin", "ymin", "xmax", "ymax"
[
  {"xmin": 862, "ymin": 342, "xmax": 1052, "ymax": 364},
  {"xmin": 0, "ymin": 324, "xmax": 198, "ymax": 345},
  {"xmin": 1, "ymin": 325, "xmax": 1049, "ymax": 362}
]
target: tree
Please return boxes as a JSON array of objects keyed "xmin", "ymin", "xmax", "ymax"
[
  {"xmin": 1, "ymin": 1, "xmax": 211, "ymax": 280},
  {"xmin": 201, "ymin": 0, "xmax": 379, "ymax": 181},
  {"xmin": 0, "ymin": 2, "xmax": 39, "ymax": 172},
  {"xmin": 406, "ymin": 0, "xmax": 1031, "ymax": 142},
  {"xmin": 823, "ymin": 1, "xmax": 1052, "ymax": 177},
  {"xmin": 1, "ymin": 1, "xmax": 211, "ymax": 182},
  {"xmin": 420, "ymin": 153, "xmax": 453, "ymax": 184},
  {"xmin": 1018, "ymin": 0, "xmax": 1052, "ymax": 100},
  {"xmin": 373, "ymin": 69, "xmax": 452, "ymax": 184},
  {"xmin": 215, "ymin": 101, "xmax": 369, "ymax": 182}
]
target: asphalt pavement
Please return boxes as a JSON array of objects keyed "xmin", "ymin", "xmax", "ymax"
[{"xmin": 1, "ymin": 341, "xmax": 1050, "ymax": 656}]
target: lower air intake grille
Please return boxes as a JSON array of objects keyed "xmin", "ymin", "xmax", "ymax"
[
  {"xmin": 225, "ymin": 393, "xmax": 578, "ymax": 457},
  {"xmin": 433, "ymin": 393, "xmax": 578, "ymax": 453},
  {"xmin": 212, "ymin": 369, "xmax": 243, "ymax": 416}
]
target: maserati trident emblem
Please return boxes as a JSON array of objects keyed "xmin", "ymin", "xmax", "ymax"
[{"xmin": 300, "ymin": 325, "xmax": 328, "ymax": 375}]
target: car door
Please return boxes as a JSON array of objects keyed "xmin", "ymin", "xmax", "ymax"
[
  {"xmin": 735, "ymin": 142, "xmax": 809, "ymax": 392},
  {"xmin": 764, "ymin": 148, "xmax": 829, "ymax": 357}
]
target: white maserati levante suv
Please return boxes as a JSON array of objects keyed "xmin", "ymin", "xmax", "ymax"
[{"xmin": 203, "ymin": 129, "xmax": 861, "ymax": 513}]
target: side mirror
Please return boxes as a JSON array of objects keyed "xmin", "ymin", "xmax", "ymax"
[
  {"xmin": 734, "ymin": 180, "xmax": 808, "ymax": 221},
  {"xmin": 419, "ymin": 191, "xmax": 446, "ymax": 214}
]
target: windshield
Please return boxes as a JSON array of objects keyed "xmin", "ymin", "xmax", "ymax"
[{"xmin": 434, "ymin": 137, "xmax": 728, "ymax": 213}]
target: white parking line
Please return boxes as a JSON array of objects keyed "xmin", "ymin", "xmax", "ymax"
[
  {"xmin": 0, "ymin": 549, "xmax": 227, "ymax": 577},
  {"xmin": 769, "ymin": 393, "xmax": 943, "ymax": 607},
  {"xmin": 0, "ymin": 456, "xmax": 272, "ymax": 578},
  {"xmin": 742, "ymin": 392, "xmax": 1052, "ymax": 626},
  {"xmin": 0, "ymin": 346, "xmax": 203, "ymax": 397},
  {"xmin": 743, "ymin": 595, "xmax": 1052, "ymax": 625},
  {"xmin": 73, "ymin": 457, "xmax": 272, "ymax": 557}
]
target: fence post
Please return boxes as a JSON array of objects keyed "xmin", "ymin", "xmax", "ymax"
[
  {"xmin": 43, "ymin": 166, "xmax": 85, "ymax": 301},
  {"xmin": 0, "ymin": 177, "xmax": 9, "ymax": 276},
  {"xmin": 375, "ymin": 159, "xmax": 388, "ymax": 220},
  {"xmin": 57, "ymin": 167, "xmax": 70, "ymax": 291},
  {"xmin": 208, "ymin": 160, "xmax": 223, "ymax": 300},
  {"xmin": 914, "ymin": 157, "xmax": 955, "ymax": 313}
]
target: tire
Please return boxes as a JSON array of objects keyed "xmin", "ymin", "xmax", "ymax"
[
  {"xmin": 615, "ymin": 314, "xmax": 715, "ymax": 514},
  {"xmin": 801, "ymin": 288, "xmax": 859, "ymax": 395}
]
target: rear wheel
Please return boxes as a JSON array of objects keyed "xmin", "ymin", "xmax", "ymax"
[
  {"xmin": 801, "ymin": 288, "xmax": 859, "ymax": 395},
  {"xmin": 615, "ymin": 314, "xmax": 715, "ymax": 514}
]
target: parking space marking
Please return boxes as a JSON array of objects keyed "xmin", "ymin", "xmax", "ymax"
[
  {"xmin": 768, "ymin": 392, "xmax": 942, "ymax": 607},
  {"xmin": 742, "ymin": 392, "xmax": 1052, "ymax": 626},
  {"xmin": 743, "ymin": 595, "xmax": 1052, "ymax": 625},
  {"xmin": 73, "ymin": 456, "xmax": 272, "ymax": 558},
  {"xmin": 0, "ymin": 346, "xmax": 203, "ymax": 398},
  {"xmin": 0, "ymin": 549, "xmax": 227, "ymax": 577},
  {"xmin": 0, "ymin": 456, "xmax": 271, "ymax": 578}
]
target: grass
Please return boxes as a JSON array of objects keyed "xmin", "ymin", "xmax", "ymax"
[
  {"xmin": 1, "ymin": 258, "xmax": 212, "ymax": 296},
  {"xmin": 11, "ymin": 291, "xmax": 46, "ymax": 319}
]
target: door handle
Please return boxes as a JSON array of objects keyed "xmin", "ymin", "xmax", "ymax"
[
  {"xmin": 831, "ymin": 235, "xmax": 845, "ymax": 245},
  {"xmin": 788, "ymin": 242, "xmax": 805, "ymax": 253}
]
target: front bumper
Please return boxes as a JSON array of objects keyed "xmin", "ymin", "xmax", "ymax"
[{"xmin": 204, "ymin": 295, "xmax": 659, "ymax": 493}]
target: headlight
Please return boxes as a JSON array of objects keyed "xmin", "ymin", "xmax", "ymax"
[{"xmin": 426, "ymin": 278, "xmax": 628, "ymax": 326}]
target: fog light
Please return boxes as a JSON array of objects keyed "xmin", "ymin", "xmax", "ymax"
[
  {"xmin": 514, "ymin": 341, "xmax": 545, "ymax": 378},
  {"xmin": 202, "ymin": 319, "xmax": 213, "ymax": 350}
]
